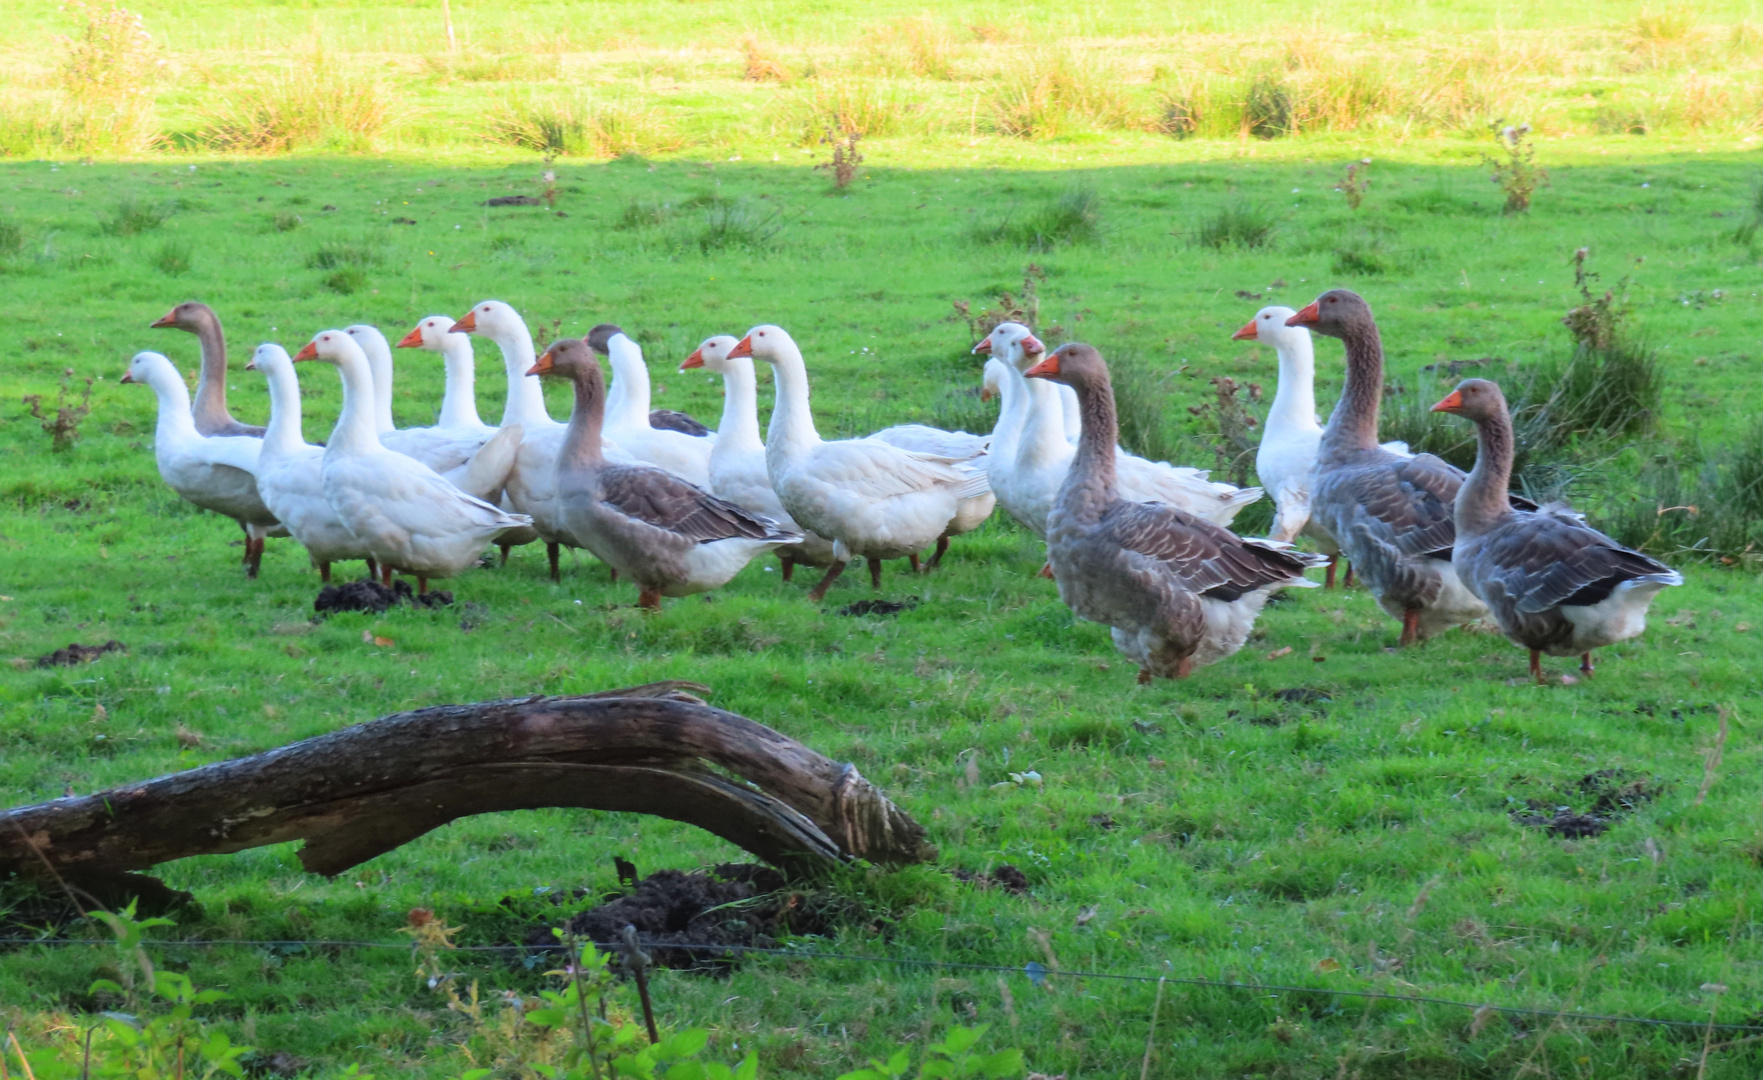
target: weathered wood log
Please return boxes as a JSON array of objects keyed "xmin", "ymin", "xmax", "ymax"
[{"xmin": 0, "ymin": 683, "xmax": 934, "ymax": 898}]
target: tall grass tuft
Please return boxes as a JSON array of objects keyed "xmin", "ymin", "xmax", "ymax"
[
  {"xmin": 99, "ymin": 193, "xmax": 171, "ymax": 236},
  {"xmin": 1109, "ymin": 350, "xmax": 1180, "ymax": 466},
  {"xmin": 1192, "ymin": 203, "xmax": 1277, "ymax": 250},
  {"xmin": 150, "ymin": 238, "xmax": 191, "ymax": 276},
  {"xmin": 0, "ymin": 217, "xmax": 24, "ymax": 258},
  {"xmin": 57, "ymin": 2, "xmax": 161, "ymax": 154},
  {"xmin": 742, "ymin": 37, "xmax": 791, "ymax": 83},
  {"xmin": 988, "ymin": 54, "xmax": 1132, "ymax": 139},
  {"xmin": 200, "ymin": 62, "xmax": 390, "ymax": 152},
  {"xmin": 974, "ymin": 189, "xmax": 1100, "ymax": 250},
  {"xmin": 695, "ymin": 200, "xmax": 782, "ymax": 254},
  {"xmin": 879, "ymin": 17, "xmax": 957, "ymax": 80},
  {"xmin": 487, "ymin": 92, "xmax": 680, "ymax": 157},
  {"xmin": 791, "ymin": 79, "xmax": 914, "ymax": 141},
  {"xmin": 1731, "ymin": 174, "xmax": 1763, "ymax": 246},
  {"xmin": 307, "ymin": 239, "xmax": 380, "ymax": 271},
  {"xmin": 1603, "ymin": 424, "xmax": 1763, "ymax": 564},
  {"xmin": 1243, "ymin": 74, "xmax": 1295, "ymax": 138}
]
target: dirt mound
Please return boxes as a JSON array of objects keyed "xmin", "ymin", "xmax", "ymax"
[
  {"xmin": 1511, "ymin": 768, "xmax": 1663, "ymax": 838},
  {"xmin": 35, "ymin": 640, "xmax": 125, "ymax": 667},
  {"xmin": 838, "ymin": 597, "xmax": 918, "ymax": 617},
  {"xmin": 314, "ymin": 580, "xmax": 453, "ymax": 616},
  {"xmin": 529, "ymin": 863, "xmax": 866, "ymax": 971},
  {"xmin": 953, "ymin": 864, "xmax": 1030, "ymax": 895}
]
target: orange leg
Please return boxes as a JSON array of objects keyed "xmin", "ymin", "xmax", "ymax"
[
  {"xmin": 1176, "ymin": 656, "xmax": 1194, "ymax": 679},
  {"xmin": 908, "ymin": 553, "xmax": 922, "ymax": 574},
  {"xmin": 365, "ymin": 557, "xmax": 378, "ymax": 581},
  {"xmin": 418, "ymin": 575, "xmax": 429, "ymax": 596},
  {"xmin": 319, "ymin": 561, "xmax": 332, "ymax": 584},
  {"xmin": 1343, "ymin": 564, "xmax": 1357, "ymax": 588},
  {"xmin": 926, "ymin": 535, "xmax": 950, "ymax": 570},
  {"xmin": 497, "ymin": 541, "xmax": 512, "ymax": 567},
  {"xmin": 1579, "ymin": 652, "xmax": 1595, "ymax": 677},
  {"xmin": 637, "ymin": 587, "xmax": 662, "ymax": 611},
  {"xmin": 609, "ymin": 566, "xmax": 619, "ymax": 583},
  {"xmin": 1137, "ymin": 668, "xmax": 1153, "ymax": 685},
  {"xmin": 1038, "ymin": 562, "xmax": 1055, "ymax": 579},
  {"xmin": 547, "ymin": 542, "xmax": 561, "ymax": 583},
  {"xmin": 807, "ymin": 560, "xmax": 846, "ymax": 602},
  {"xmin": 1530, "ymin": 649, "xmax": 1544, "ymax": 684},
  {"xmin": 1399, "ymin": 608, "xmax": 1421, "ymax": 647},
  {"xmin": 245, "ymin": 536, "xmax": 263, "ymax": 579},
  {"xmin": 780, "ymin": 555, "xmax": 796, "ymax": 583},
  {"xmin": 1324, "ymin": 554, "xmax": 1338, "ymax": 589},
  {"xmin": 380, "ymin": 562, "xmax": 394, "ymax": 588},
  {"xmin": 868, "ymin": 557, "xmax": 883, "ymax": 590}
]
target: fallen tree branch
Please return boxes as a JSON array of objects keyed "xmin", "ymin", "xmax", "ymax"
[{"xmin": 0, "ymin": 683, "xmax": 933, "ymax": 899}]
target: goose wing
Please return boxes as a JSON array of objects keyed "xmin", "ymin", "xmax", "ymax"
[
  {"xmin": 1474, "ymin": 513, "xmax": 1680, "ymax": 613},
  {"xmin": 600, "ymin": 464, "xmax": 794, "ymax": 543},
  {"xmin": 1099, "ymin": 501, "xmax": 1321, "ymax": 600},
  {"xmin": 811, "ymin": 439, "xmax": 985, "ymax": 501}
]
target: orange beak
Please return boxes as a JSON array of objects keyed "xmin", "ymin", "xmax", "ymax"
[
  {"xmin": 1231, "ymin": 319, "xmax": 1259, "ymax": 341},
  {"xmin": 1023, "ymin": 354, "xmax": 1060, "ymax": 379},
  {"xmin": 396, "ymin": 326, "xmax": 425, "ymax": 349},
  {"xmin": 727, "ymin": 335, "xmax": 755, "ymax": 359},
  {"xmin": 680, "ymin": 347, "xmax": 705, "ymax": 370},
  {"xmin": 119, "ymin": 371, "xmax": 136, "ymax": 383},
  {"xmin": 149, "ymin": 308, "xmax": 178, "ymax": 329},
  {"xmin": 450, "ymin": 310, "xmax": 478, "ymax": 334},
  {"xmin": 972, "ymin": 337, "xmax": 992, "ymax": 354},
  {"xmin": 293, "ymin": 341, "xmax": 319, "ymax": 362},
  {"xmin": 526, "ymin": 349, "xmax": 555, "ymax": 377},
  {"xmin": 1431, "ymin": 390, "xmax": 1464, "ymax": 414},
  {"xmin": 1285, "ymin": 302, "xmax": 1320, "ymax": 327},
  {"xmin": 1021, "ymin": 334, "xmax": 1045, "ymax": 355}
]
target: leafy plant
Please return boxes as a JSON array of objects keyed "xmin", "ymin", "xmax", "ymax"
[
  {"xmin": 618, "ymin": 197, "xmax": 674, "ymax": 229},
  {"xmin": 836, "ymin": 1024, "xmax": 1023, "ymax": 1080},
  {"xmin": 1482, "ymin": 121, "xmax": 1548, "ymax": 214},
  {"xmin": 1192, "ymin": 202, "xmax": 1276, "ymax": 250},
  {"xmin": 1109, "ymin": 349, "xmax": 1180, "ymax": 465},
  {"xmin": 818, "ymin": 127, "xmax": 864, "ymax": 190},
  {"xmin": 23, "ymin": 366, "xmax": 94, "ymax": 452},
  {"xmin": 151, "ymin": 238, "xmax": 191, "ymax": 276},
  {"xmin": 272, "ymin": 210, "xmax": 303, "ymax": 232},
  {"xmin": 974, "ymin": 188, "xmax": 1100, "ymax": 250},
  {"xmin": 1336, "ymin": 157, "xmax": 1372, "ymax": 209},
  {"xmin": 1244, "ymin": 73, "xmax": 1295, "ymax": 138},
  {"xmin": 952, "ymin": 263, "xmax": 1045, "ymax": 340},
  {"xmin": 695, "ymin": 200, "xmax": 783, "ymax": 253},
  {"xmin": 58, "ymin": 1, "xmax": 161, "ymax": 153},
  {"xmin": 1185, "ymin": 374, "xmax": 1262, "ymax": 487}
]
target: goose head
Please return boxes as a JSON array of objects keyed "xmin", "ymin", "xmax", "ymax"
[
  {"xmin": 528, "ymin": 337, "xmax": 604, "ymax": 391},
  {"xmin": 148, "ymin": 301, "xmax": 217, "ymax": 333},
  {"xmin": 727, "ymin": 324, "xmax": 794, "ymax": 364},
  {"xmin": 1232, "ymin": 305, "xmax": 1305, "ymax": 350},
  {"xmin": 1431, "ymin": 377, "xmax": 1508, "ymax": 423},
  {"xmin": 584, "ymin": 323, "xmax": 626, "ymax": 355},
  {"xmin": 449, "ymin": 299, "xmax": 523, "ymax": 338},
  {"xmin": 1285, "ymin": 289, "xmax": 1372, "ymax": 340},
  {"xmin": 398, "ymin": 315, "xmax": 463, "ymax": 351},
  {"xmin": 1023, "ymin": 342, "xmax": 1105, "ymax": 391},
  {"xmin": 680, "ymin": 334, "xmax": 741, "ymax": 374},
  {"xmin": 119, "ymin": 350, "xmax": 172, "ymax": 385},
  {"xmin": 293, "ymin": 329, "xmax": 364, "ymax": 366},
  {"xmin": 974, "ymin": 322, "xmax": 1045, "ymax": 372},
  {"xmin": 243, "ymin": 343, "xmax": 293, "ymax": 375},
  {"xmin": 344, "ymin": 324, "xmax": 391, "ymax": 357}
]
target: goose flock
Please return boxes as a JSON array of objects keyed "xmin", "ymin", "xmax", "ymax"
[{"xmin": 124, "ymin": 289, "xmax": 1680, "ymax": 685}]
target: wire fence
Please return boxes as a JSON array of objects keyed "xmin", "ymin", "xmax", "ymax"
[{"xmin": 3, "ymin": 934, "xmax": 1759, "ymax": 1037}]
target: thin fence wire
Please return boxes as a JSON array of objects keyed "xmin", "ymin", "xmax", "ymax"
[{"xmin": 3, "ymin": 935, "xmax": 1758, "ymax": 1036}]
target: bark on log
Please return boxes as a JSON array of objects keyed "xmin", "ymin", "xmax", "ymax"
[{"xmin": 0, "ymin": 683, "xmax": 933, "ymax": 896}]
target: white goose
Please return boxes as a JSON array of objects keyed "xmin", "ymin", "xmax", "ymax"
[
  {"xmin": 397, "ymin": 315, "xmax": 496, "ymax": 436},
  {"xmin": 867, "ymin": 419, "xmax": 995, "ymax": 570},
  {"xmin": 735, "ymin": 325, "xmax": 991, "ymax": 600},
  {"xmin": 1233, "ymin": 304, "xmax": 1410, "ymax": 586},
  {"xmin": 591, "ymin": 324, "xmax": 715, "ymax": 486},
  {"xmin": 295, "ymin": 329, "xmax": 530, "ymax": 594},
  {"xmin": 120, "ymin": 351, "xmax": 283, "ymax": 577},
  {"xmin": 346, "ymin": 324, "xmax": 519, "ymax": 502},
  {"xmin": 681, "ymin": 334, "xmax": 836, "ymax": 580},
  {"xmin": 244, "ymin": 343, "xmax": 375, "ymax": 582},
  {"xmin": 975, "ymin": 322, "xmax": 1263, "ymax": 538}
]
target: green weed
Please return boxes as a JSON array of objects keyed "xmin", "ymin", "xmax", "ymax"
[
  {"xmin": 1243, "ymin": 73, "xmax": 1295, "ymax": 138},
  {"xmin": 974, "ymin": 189, "xmax": 1100, "ymax": 250},
  {"xmin": 149, "ymin": 238, "xmax": 190, "ymax": 276},
  {"xmin": 695, "ymin": 200, "xmax": 782, "ymax": 252},
  {"xmin": 99, "ymin": 192, "xmax": 171, "ymax": 236},
  {"xmin": 1192, "ymin": 202, "xmax": 1276, "ymax": 249},
  {"xmin": 271, "ymin": 210, "xmax": 303, "ymax": 232},
  {"xmin": 0, "ymin": 216, "xmax": 23, "ymax": 256}
]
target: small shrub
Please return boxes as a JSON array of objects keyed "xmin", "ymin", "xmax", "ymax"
[
  {"xmin": 1185, "ymin": 374, "xmax": 1261, "ymax": 488},
  {"xmin": 199, "ymin": 62, "xmax": 390, "ymax": 152},
  {"xmin": 696, "ymin": 200, "xmax": 782, "ymax": 253},
  {"xmin": 974, "ymin": 188, "xmax": 1100, "ymax": 250},
  {"xmin": 988, "ymin": 56, "xmax": 1131, "ymax": 139},
  {"xmin": 150, "ymin": 238, "xmax": 190, "ymax": 276},
  {"xmin": 57, "ymin": 2, "xmax": 161, "ymax": 153},
  {"xmin": 1244, "ymin": 74, "xmax": 1295, "ymax": 138},
  {"xmin": 321, "ymin": 266, "xmax": 368, "ymax": 294},
  {"xmin": 742, "ymin": 36, "xmax": 791, "ymax": 82},
  {"xmin": 1193, "ymin": 203, "xmax": 1276, "ymax": 250},
  {"xmin": 794, "ymin": 79, "xmax": 911, "ymax": 140},
  {"xmin": 307, "ymin": 240, "xmax": 380, "ymax": 270},
  {"xmin": 1482, "ymin": 121, "xmax": 1548, "ymax": 214},
  {"xmin": 272, "ymin": 210, "xmax": 303, "ymax": 232},
  {"xmin": 1109, "ymin": 349, "xmax": 1179, "ymax": 465},
  {"xmin": 488, "ymin": 93, "xmax": 680, "ymax": 158},
  {"xmin": 23, "ymin": 367, "xmax": 94, "ymax": 452},
  {"xmin": 1337, "ymin": 157, "xmax": 1372, "ymax": 210},
  {"xmin": 618, "ymin": 198, "xmax": 673, "ymax": 229},
  {"xmin": 952, "ymin": 264, "xmax": 1045, "ymax": 341},
  {"xmin": 99, "ymin": 192, "xmax": 171, "ymax": 236},
  {"xmin": 817, "ymin": 128, "xmax": 864, "ymax": 190},
  {"xmin": 1153, "ymin": 92, "xmax": 1201, "ymax": 138},
  {"xmin": 0, "ymin": 217, "xmax": 24, "ymax": 256},
  {"xmin": 1730, "ymin": 174, "xmax": 1763, "ymax": 246}
]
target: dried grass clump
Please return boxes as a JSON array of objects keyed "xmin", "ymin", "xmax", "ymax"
[
  {"xmin": 57, "ymin": 2, "xmax": 162, "ymax": 154},
  {"xmin": 487, "ymin": 92, "xmax": 682, "ymax": 158},
  {"xmin": 199, "ymin": 60, "xmax": 391, "ymax": 152},
  {"xmin": 742, "ymin": 36, "xmax": 792, "ymax": 83},
  {"xmin": 988, "ymin": 51, "xmax": 1132, "ymax": 139},
  {"xmin": 789, "ymin": 78, "xmax": 917, "ymax": 141}
]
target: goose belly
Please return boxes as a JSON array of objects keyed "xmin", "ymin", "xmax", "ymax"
[
  {"xmin": 258, "ymin": 462, "xmax": 364, "ymax": 562},
  {"xmin": 166, "ymin": 460, "xmax": 279, "ymax": 527},
  {"xmin": 1193, "ymin": 591, "xmax": 1275, "ymax": 667},
  {"xmin": 1554, "ymin": 578, "xmax": 1678, "ymax": 654},
  {"xmin": 996, "ymin": 456, "xmax": 1068, "ymax": 538},
  {"xmin": 775, "ymin": 473, "xmax": 956, "ymax": 560},
  {"xmin": 664, "ymin": 538, "xmax": 782, "ymax": 595},
  {"xmin": 1406, "ymin": 562, "xmax": 1489, "ymax": 638}
]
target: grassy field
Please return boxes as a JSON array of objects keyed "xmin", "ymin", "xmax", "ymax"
[{"xmin": 1, "ymin": 2, "xmax": 1762, "ymax": 1077}]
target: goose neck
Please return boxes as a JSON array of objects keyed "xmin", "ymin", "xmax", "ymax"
[
  {"xmin": 1059, "ymin": 375, "xmax": 1119, "ymax": 522},
  {"xmin": 147, "ymin": 365, "xmax": 199, "ymax": 445},
  {"xmin": 713, "ymin": 358, "xmax": 766, "ymax": 455},
  {"xmin": 1319, "ymin": 323, "xmax": 1385, "ymax": 459},
  {"xmin": 363, "ymin": 340, "xmax": 396, "ymax": 435},
  {"xmin": 261, "ymin": 364, "xmax": 307, "ymax": 453},
  {"xmin": 1017, "ymin": 375, "xmax": 1072, "ymax": 467},
  {"xmin": 328, "ymin": 352, "xmax": 385, "ymax": 455},
  {"xmin": 988, "ymin": 364, "xmax": 1027, "ymax": 465},
  {"xmin": 763, "ymin": 344, "xmax": 820, "ymax": 457},
  {"xmin": 189, "ymin": 309, "xmax": 233, "ymax": 433},
  {"xmin": 607, "ymin": 337, "xmax": 651, "ymax": 421},
  {"xmin": 437, "ymin": 337, "xmax": 484, "ymax": 430},
  {"xmin": 1459, "ymin": 408, "xmax": 1516, "ymax": 537},
  {"xmin": 492, "ymin": 326, "xmax": 549, "ymax": 427},
  {"xmin": 1266, "ymin": 335, "xmax": 1321, "ymax": 434},
  {"xmin": 559, "ymin": 371, "xmax": 607, "ymax": 470}
]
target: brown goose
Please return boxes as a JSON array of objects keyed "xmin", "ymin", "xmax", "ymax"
[
  {"xmin": 1288, "ymin": 290, "xmax": 1534, "ymax": 645},
  {"xmin": 1433, "ymin": 379, "xmax": 1682, "ymax": 682},
  {"xmin": 533, "ymin": 339, "xmax": 799, "ymax": 610},
  {"xmin": 1025, "ymin": 343, "xmax": 1323, "ymax": 682},
  {"xmin": 150, "ymin": 301, "xmax": 265, "ymax": 438}
]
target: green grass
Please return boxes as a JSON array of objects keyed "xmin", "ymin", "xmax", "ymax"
[{"xmin": 1, "ymin": 148, "xmax": 1762, "ymax": 1078}]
